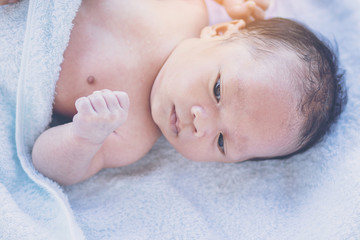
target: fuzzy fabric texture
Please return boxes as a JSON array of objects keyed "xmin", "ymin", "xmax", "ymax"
[
  {"xmin": 0, "ymin": 1, "xmax": 83, "ymax": 239},
  {"xmin": 1, "ymin": 0, "xmax": 360, "ymax": 239}
]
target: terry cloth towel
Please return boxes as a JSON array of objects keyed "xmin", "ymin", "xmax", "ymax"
[
  {"xmin": 1, "ymin": 0, "xmax": 360, "ymax": 239},
  {"xmin": 0, "ymin": 1, "xmax": 84, "ymax": 239}
]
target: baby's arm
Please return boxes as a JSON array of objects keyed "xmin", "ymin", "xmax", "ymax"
[
  {"xmin": 32, "ymin": 89, "xmax": 129, "ymax": 185},
  {"xmin": 214, "ymin": 0, "xmax": 269, "ymax": 22}
]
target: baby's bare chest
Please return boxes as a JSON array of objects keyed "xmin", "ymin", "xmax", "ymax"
[
  {"xmin": 54, "ymin": 0, "xmax": 207, "ymax": 114},
  {"xmin": 53, "ymin": 0, "xmax": 207, "ymax": 153}
]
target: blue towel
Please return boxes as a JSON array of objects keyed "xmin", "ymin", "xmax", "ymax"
[
  {"xmin": 1, "ymin": 0, "xmax": 359, "ymax": 239},
  {"xmin": 0, "ymin": 1, "xmax": 83, "ymax": 239}
]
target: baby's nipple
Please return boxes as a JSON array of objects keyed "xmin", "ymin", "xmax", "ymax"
[{"xmin": 87, "ymin": 75, "xmax": 95, "ymax": 85}]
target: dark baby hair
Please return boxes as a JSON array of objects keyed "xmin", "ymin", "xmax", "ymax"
[{"xmin": 240, "ymin": 18, "xmax": 347, "ymax": 155}]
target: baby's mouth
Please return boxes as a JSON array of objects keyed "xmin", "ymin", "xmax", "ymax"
[{"xmin": 170, "ymin": 105, "xmax": 179, "ymax": 136}]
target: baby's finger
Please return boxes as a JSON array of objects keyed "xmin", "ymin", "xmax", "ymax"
[
  {"xmin": 252, "ymin": 5, "xmax": 266, "ymax": 20},
  {"xmin": 75, "ymin": 97, "xmax": 95, "ymax": 114},
  {"xmin": 88, "ymin": 91, "xmax": 108, "ymax": 113},
  {"xmin": 251, "ymin": 0, "xmax": 269, "ymax": 11},
  {"xmin": 101, "ymin": 89, "xmax": 121, "ymax": 112},
  {"xmin": 114, "ymin": 91, "xmax": 130, "ymax": 112},
  {"xmin": 224, "ymin": 0, "xmax": 254, "ymax": 20}
]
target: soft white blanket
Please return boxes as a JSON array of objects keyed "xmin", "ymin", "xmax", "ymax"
[
  {"xmin": 0, "ymin": 1, "xmax": 83, "ymax": 239},
  {"xmin": 1, "ymin": 0, "xmax": 359, "ymax": 239}
]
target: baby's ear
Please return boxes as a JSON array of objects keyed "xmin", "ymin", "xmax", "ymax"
[{"xmin": 200, "ymin": 20, "xmax": 246, "ymax": 39}]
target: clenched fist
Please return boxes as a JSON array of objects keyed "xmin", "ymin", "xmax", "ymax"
[{"xmin": 72, "ymin": 89, "xmax": 129, "ymax": 144}]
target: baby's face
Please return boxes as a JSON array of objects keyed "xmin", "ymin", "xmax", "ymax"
[{"xmin": 150, "ymin": 37, "xmax": 302, "ymax": 162}]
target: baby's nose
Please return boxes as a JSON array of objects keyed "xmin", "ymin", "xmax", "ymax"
[{"xmin": 191, "ymin": 105, "xmax": 211, "ymax": 137}]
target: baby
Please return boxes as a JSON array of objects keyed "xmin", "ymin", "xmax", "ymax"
[{"xmin": 23, "ymin": 0, "xmax": 345, "ymax": 185}]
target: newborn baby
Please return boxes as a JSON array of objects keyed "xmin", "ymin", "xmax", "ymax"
[{"xmin": 30, "ymin": 0, "xmax": 345, "ymax": 185}]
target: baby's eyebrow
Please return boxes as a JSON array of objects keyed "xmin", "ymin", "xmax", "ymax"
[
  {"xmin": 223, "ymin": 110, "xmax": 248, "ymax": 162},
  {"xmin": 219, "ymin": 71, "xmax": 248, "ymax": 161},
  {"xmin": 225, "ymin": 133, "xmax": 247, "ymax": 162},
  {"xmin": 221, "ymin": 72, "xmax": 226, "ymax": 102},
  {"xmin": 224, "ymin": 132, "xmax": 237, "ymax": 161}
]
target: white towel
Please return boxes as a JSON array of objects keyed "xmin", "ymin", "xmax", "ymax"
[
  {"xmin": 1, "ymin": 0, "xmax": 359, "ymax": 239},
  {"xmin": 0, "ymin": 1, "xmax": 83, "ymax": 239}
]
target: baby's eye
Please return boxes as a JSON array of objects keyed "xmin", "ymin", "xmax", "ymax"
[
  {"xmin": 213, "ymin": 76, "xmax": 221, "ymax": 103},
  {"xmin": 217, "ymin": 133, "xmax": 225, "ymax": 154}
]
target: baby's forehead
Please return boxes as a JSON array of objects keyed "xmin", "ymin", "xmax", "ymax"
[
  {"xmin": 250, "ymin": 45, "xmax": 304, "ymax": 90},
  {"xmin": 248, "ymin": 42, "xmax": 300, "ymax": 67},
  {"xmin": 219, "ymin": 36, "xmax": 305, "ymax": 103},
  {"xmin": 244, "ymin": 42, "xmax": 302, "ymax": 81},
  {"xmin": 224, "ymin": 70, "xmax": 303, "ymax": 158}
]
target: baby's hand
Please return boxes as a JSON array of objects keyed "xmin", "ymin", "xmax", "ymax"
[
  {"xmin": 72, "ymin": 89, "xmax": 129, "ymax": 144},
  {"xmin": 0, "ymin": 0, "xmax": 19, "ymax": 5},
  {"xmin": 215, "ymin": 0, "xmax": 269, "ymax": 23}
]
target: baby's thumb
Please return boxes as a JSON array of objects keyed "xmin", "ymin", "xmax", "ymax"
[{"xmin": 224, "ymin": 0, "xmax": 255, "ymax": 19}]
